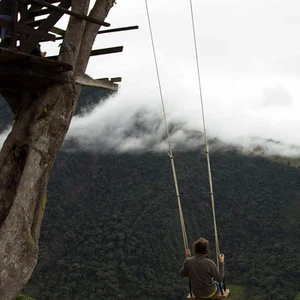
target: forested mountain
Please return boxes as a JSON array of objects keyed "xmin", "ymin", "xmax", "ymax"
[{"xmin": 1, "ymin": 92, "xmax": 299, "ymax": 300}]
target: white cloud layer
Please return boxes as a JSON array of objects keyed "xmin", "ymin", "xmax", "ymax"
[
  {"xmin": 67, "ymin": 0, "xmax": 300, "ymax": 155},
  {"xmin": 2, "ymin": 0, "xmax": 300, "ymax": 157}
]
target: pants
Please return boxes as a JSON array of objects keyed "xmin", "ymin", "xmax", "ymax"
[{"xmin": 0, "ymin": 14, "xmax": 12, "ymax": 41}]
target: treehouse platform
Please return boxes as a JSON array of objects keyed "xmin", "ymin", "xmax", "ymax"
[
  {"xmin": 0, "ymin": 0, "xmax": 138, "ymax": 93},
  {"xmin": 0, "ymin": 47, "xmax": 72, "ymax": 92}
]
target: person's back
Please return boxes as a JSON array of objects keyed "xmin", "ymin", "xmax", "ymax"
[{"xmin": 180, "ymin": 238, "xmax": 225, "ymax": 299}]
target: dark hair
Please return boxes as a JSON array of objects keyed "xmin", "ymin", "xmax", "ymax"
[{"xmin": 193, "ymin": 238, "xmax": 209, "ymax": 254}]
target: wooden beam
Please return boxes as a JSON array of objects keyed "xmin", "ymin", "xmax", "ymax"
[
  {"xmin": 50, "ymin": 25, "xmax": 138, "ymax": 39},
  {"xmin": 111, "ymin": 77, "xmax": 122, "ymax": 83},
  {"xmin": 98, "ymin": 77, "xmax": 122, "ymax": 83},
  {"xmin": 46, "ymin": 46, "xmax": 123, "ymax": 60},
  {"xmin": 21, "ymin": 0, "xmax": 71, "ymax": 53},
  {"xmin": 0, "ymin": 61, "xmax": 69, "ymax": 84},
  {"xmin": 53, "ymin": 25, "xmax": 139, "ymax": 41},
  {"xmin": 90, "ymin": 46, "xmax": 123, "ymax": 56},
  {"xmin": 11, "ymin": 0, "xmax": 19, "ymax": 49},
  {"xmin": 28, "ymin": 8, "xmax": 51, "ymax": 17},
  {"xmin": 17, "ymin": 23, "xmax": 56, "ymax": 40},
  {"xmin": 50, "ymin": 26, "xmax": 65, "ymax": 36},
  {"xmin": 74, "ymin": 76, "xmax": 118, "ymax": 91},
  {"xmin": 0, "ymin": 19, "xmax": 55, "ymax": 42},
  {"xmin": 26, "ymin": 0, "xmax": 110, "ymax": 27},
  {"xmin": 26, "ymin": 19, "xmax": 44, "ymax": 27},
  {"xmin": 98, "ymin": 25, "xmax": 139, "ymax": 35},
  {"xmin": 18, "ymin": 0, "xmax": 30, "ymax": 46},
  {"xmin": 0, "ymin": 47, "xmax": 73, "ymax": 72}
]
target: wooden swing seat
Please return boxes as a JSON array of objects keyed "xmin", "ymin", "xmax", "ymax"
[{"xmin": 187, "ymin": 289, "xmax": 230, "ymax": 299}]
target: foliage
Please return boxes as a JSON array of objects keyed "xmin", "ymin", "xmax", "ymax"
[
  {"xmin": 226, "ymin": 284, "xmax": 245, "ymax": 300},
  {"xmin": 1, "ymin": 92, "xmax": 299, "ymax": 300},
  {"xmin": 294, "ymin": 293, "xmax": 300, "ymax": 300},
  {"xmin": 20, "ymin": 148, "xmax": 300, "ymax": 300},
  {"xmin": 16, "ymin": 295, "xmax": 35, "ymax": 300}
]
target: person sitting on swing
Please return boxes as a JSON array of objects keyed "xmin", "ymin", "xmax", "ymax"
[{"xmin": 180, "ymin": 237, "xmax": 225, "ymax": 299}]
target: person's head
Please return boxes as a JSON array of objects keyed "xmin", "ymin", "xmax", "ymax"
[{"xmin": 193, "ymin": 238, "xmax": 209, "ymax": 255}]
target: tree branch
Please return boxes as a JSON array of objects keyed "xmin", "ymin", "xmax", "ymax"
[
  {"xmin": 59, "ymin": 0, "xmax": 90, "ymax": 67},
  {"xmin": 75, "ymin": 0, "xmax": 116, "ymax": 76}
]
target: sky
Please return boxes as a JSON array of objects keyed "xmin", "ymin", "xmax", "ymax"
[{"xmin": 2, "ymin": 0, "xmax": 300, "ymax": 155}]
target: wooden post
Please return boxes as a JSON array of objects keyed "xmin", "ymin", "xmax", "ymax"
[{"xmin": 10, "ymin": 0, "xmax": 18, "ymax": 49}]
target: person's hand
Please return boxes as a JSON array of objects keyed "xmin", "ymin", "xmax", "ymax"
[
  {"xmin": 219, "ymin": 254, "xmax": 225, "ymax": 263},
  {"xmin": 186, "ymin": 248, "xmax": 191, "ymax": 258}
]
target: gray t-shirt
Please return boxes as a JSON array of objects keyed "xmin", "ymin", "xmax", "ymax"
[{"xmin": 180, "ymin": 254, "xmax": 225, "ymax": 298}]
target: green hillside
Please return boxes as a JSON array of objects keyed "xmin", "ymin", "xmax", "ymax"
[
  {"xmin": 21, "ymin": 149, "xmax": 300, "ymax": 300},
  {"xmin": 1, "ymin": 94, "xmax": 299, "ymax": 300},
  {"xmin": 294, "ymin": 293, "xmax": 300, "ymax": 300}
]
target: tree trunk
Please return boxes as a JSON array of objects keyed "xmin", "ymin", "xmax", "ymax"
[{"xmin": 0, "ymin": 1, "xmax": 115, "ymax": 299}]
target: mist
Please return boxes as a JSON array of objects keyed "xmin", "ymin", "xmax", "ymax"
[
  {"xmin": 2, "ymin": 0, "xmax": 300, "ymax": 158},
  {"xmin": 64, "ymin": 81, "xmax": 300, "ymax": 158}
]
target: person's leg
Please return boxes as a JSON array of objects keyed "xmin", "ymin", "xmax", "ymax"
[
  {"xmin": 0, "ymin": 14, "xmax": 12, "ymax": 42},
  {"xmin": 213, "ymin": 280, "xmax": 224, "ymax": 292}
]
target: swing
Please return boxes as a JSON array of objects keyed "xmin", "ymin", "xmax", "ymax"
[
  {"xmin": 187, "ymin": 290, "xmax": 230, "ymax": 299},
  {"xmin": 144, "ymin": 0, "xmax": 230, "ymax": 298}
]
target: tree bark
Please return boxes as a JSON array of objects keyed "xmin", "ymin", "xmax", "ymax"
[{"xmin": 0, "ymin": 1, "xmax": 115, "ymax": 299}]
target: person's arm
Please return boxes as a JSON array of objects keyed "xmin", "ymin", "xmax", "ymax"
[
  {"xmin": 209, "ymin": 254, "xmax": 225, "ymax": 282},
  {"xmin": 218, "ymin": 254, "xmax": 225, "ymax": 279},
  {"xmin": 179, "ymin": 258, "xmax": 190, "ymax": 277}
]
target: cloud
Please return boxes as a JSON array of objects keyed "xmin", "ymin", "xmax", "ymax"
[
  {"xmin": 2, "ymin": 0, "xmax": 300, "ymax": 158},
  {"xmin": 261, "ymin": 85, "xmax": 293, "ymax": 107},
  {"xmin": 231, "ymin": 136, "xmax": 300, "ymax": 158},
  {"xmin": 66, "ymin": 86, "xmax": 204, "ymax": 153}
]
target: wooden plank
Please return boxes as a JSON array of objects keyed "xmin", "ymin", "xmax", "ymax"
[
  {"xmin": 17, "ymin": 23, "xmax": 56, "ymax": 40},
  {"xmin": 111, "ymin": 77, "xmax": 122, "ymax": 83},
  {"xmin": 0, "ymin": 62, "xmax": 69, "ymax": 84},
  {"xmin": 51, "ymin": 25, "xmax": 138, "ymax": 39},
  {"xmin": 74, "ymin": 76, "xmax": 118, "ymax": 91},
  {"xmin": 54, "ymin": 25, "xmax": 139, "ymax": 41},
  {"xmin": 26, "ymin": 0, "xmax": 110, "ymax": 27},
  {"xmin": 90, "ymin": 46, "xmax": 123, "ymax": 56},
  {"xmin": 46, "ymin": 46, "xmax": 123, "ymax": 60},
  {"xmin": 98, "ymin": 25, "xmax": 139, "ymax": 35},
  {"xmin": 0, "ymin": 20, "xmax": 55, "ymax": 42},
  {"xmin": 187, "ymin": 289, "xmax": 230, "ymax": 299},
  {"xmin": 11, "ymin": 0, "xmax": 19, "ymax": 49},
  {"xmin": 50, "ymin": 26, "xmax": 65, "ymax": 36},
  {"xmin": 18, "ymin": 0, "xmax": 29, "ymax": 46},
  {"xmin": 98, "ymin": 77, "xmax": 121, "ymax": 83},
  {"xmin": 28, "ymin": 8, "xmax": 51, "ymax": 17},
  {"xmin": 26, "ymin": 19, "xmax": 45, "ymax": 27},
  {"xmin": 0, "ymin": 48, "xmax": 72, "ymax": 71},
  {"xmin": 21, "ymin": 0, "xmax": 71, "ymax": 53}
]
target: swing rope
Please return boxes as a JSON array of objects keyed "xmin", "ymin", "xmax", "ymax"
[
  {"xmin": 145, "ymin": 0, "xmax": 189, "ymax": 253},
  {"xmin": 188, "ymin": 0, "xmax": 221, "ymax": 268}
]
